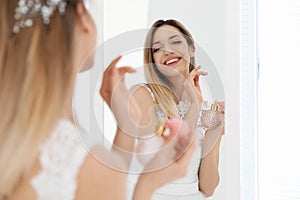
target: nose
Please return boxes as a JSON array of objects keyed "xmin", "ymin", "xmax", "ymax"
[{"xmin": 163, "ymin": 46, "xmax": 174, "ymax": 56}]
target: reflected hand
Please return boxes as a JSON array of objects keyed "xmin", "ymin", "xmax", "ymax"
[
  {"xmin": 216, "ymin": 101, "xmax": 225, "ymax": 114},
  {"xmin": 100, "ymin": 55, "xmax": 135, "ymax": 107},
  {"xmin": 182, "ymin": 66, "xmax": 208, "ymax": 129},
  {"xmin": 100, "ymin": 56, "xmax": 141, "ymax": 133},
  {"xmin": 134, "ymin": 119, "xmax": 196, "ymax": 199},
  {"xmin": 201, "ymin": 101, "xmax": 225, "ymax": 158},
  {"xmin": 183, "ymin": 66, "xmax": 207, "ymax": 106}
]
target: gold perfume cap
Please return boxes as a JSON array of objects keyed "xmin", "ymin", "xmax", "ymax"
[
  {"xmin": 154, "ymin": 119, "xmax": 167, "ymax": 136},
  {"xmin": 210, "ymin": 100, "xmax": 218, "ymax": 111}
]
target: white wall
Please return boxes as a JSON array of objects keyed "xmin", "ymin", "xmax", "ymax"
[
  {"xmin": 258, "ymin": 0, "xmax": 300, "ymax": 199},
  {"xmin": 225, "ymin": 0, "xmax": 241, "ymax": 199}
]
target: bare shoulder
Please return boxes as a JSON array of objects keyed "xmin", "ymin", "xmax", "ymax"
[
  {"xmin": 129, "ymin": 84, "xmax": 156, "ymax": 104},
  {"xmin": 129, "ymin": 84, "xmax": 158, "ymax": 126},
  {"xmin": 76, "ymin": 145, "xmax": 127, "ymax": 200}
]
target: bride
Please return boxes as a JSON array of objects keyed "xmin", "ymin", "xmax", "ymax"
[{"xmin": 0, "ymin": 1, "xmax": 196, "ymax": 199}]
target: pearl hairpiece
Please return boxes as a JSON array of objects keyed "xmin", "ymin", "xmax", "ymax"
[{"xmin": 13, "ymin": 0, "xmax": 67, "ymax": 33}]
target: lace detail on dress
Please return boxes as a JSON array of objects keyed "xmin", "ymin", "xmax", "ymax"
[
  {"xmin": 201, "ymin": 101, "xmax": 210, "ymax": 110},
  {"xmin": 176, "ymin": 101, "xmax": 190, "ymax": 119},
  {"xmin": 31, "ymin": 119, "xmax": 88, "ymax": 200},
  {"xmin": 155, "ymin": 101, "xmax": 191, "ymax": 121}
]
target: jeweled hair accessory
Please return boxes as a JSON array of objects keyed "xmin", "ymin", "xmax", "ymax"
[{"xmin": 13, "ymin": 0, "xmax": 68, "ymax": 33}]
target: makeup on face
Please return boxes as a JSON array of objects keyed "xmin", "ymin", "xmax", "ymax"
[
  {"xmin": 152, "ymin": 34, "xmax": 186, "ymax": 66},
  {"xmin": 151, "ymin": 26, "xmax": 193, "ymax": 76}
]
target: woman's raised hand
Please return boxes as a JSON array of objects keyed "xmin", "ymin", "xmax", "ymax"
[
  {"xmin": 133, "ymin": 119, "xmax": 196, "ymax": 200},
  {"xmin": 183, "ymin": 66, "xmax": 207, "ymax": 106},
  {"xmin": 100, "ymin": 56, "xmax": 141, "ymax": 134},
  {"xmin": 181, "ymin": 66, "xmax": 208, "ymax": 129},
  {"xmin": 100, "ymin": 55, "xmax": 135, "ymax": 107}
]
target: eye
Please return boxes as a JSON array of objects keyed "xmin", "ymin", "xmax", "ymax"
[
  {"xmin": 152, "ymin": 47, "xmax": 161, "ymax": 53},
  {"xmin": 172, "ymin": 40, "xmax": 182, "ymax": 44}
]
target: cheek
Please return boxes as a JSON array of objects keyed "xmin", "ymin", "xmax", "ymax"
[
  {"xmin": 180, "ymin": 48, "xmax": 192, "ymax": 63},
  {"xmin": 174, "ymin": 43, "xmax": 190, "ymax": 55},
  {"xmin": 153, "ymin": 53, "xmax": 162, "ymax": 64},
  {"xmin": 182, "ymin": 55, "xmax": 191, "ymax": 64}
]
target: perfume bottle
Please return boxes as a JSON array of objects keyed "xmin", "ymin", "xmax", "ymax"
[
  {"xmin": 200, "ymin": 101, "xmax": 222, "ymax": 130},
  {"xmin": 154, "ymin": 119, "xmax": 171, "ymax": 137}
]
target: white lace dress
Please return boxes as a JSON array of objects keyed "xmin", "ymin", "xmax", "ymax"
[
  {"xmin": 31, "ymin": 119, "xmax": 88, "ymax": 200},
  {"xmin": 127, "ymin": 85, "xmax": 209, "ymax": 200}
]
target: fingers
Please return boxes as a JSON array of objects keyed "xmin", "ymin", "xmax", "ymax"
[
  {"xmin": 190, "ymin": 66, "xmax": 208, "ymax": 78},
  {"xmin": 164, "ymin": 119, "xmax": 196, "ymax": 174},
  {"xmin": 105, "ymin": 55, "xmax": 136, "ymax": 76},
  {"xmin": 217, "ymin": 101, "xmax": 224, "ymax": 109},
  {"xmin": 189, "ymin": 66, "xmax": 207, "ymax": 87},
  {"xmin": 164, "ymin": 119, "xmax": 195, "ymax": 160},
  {"xmin": 118, "ymin": 66, "xmax": 136, "ymax": 76},
  {"xmin": 217, "ymin": 101, "xmax": 225, "ymax": 114},
  {"xmin": 141, "ymin": 119, "xmax": 195, "ymax": 174},
  {"xmin": 196, "ymin": 67, "xmax": 208, "ymax": 76},
  {"xmin": 100, "ymin": 55, "xmax": 136, "ymax": 106},
  {"xmin": 105, "ymin": 55, "xmax": 122, "ymax": 73},
  {"xmin": 188, "ymin": 67, "xmax": 199, "ymax": 82},
  {"xmin": 168, "ymin": 119, "xmax": 191, "ymax": 141},
  {"xmin": 164, "ymin": 119, "xmax": 191, "ymax": 141}
]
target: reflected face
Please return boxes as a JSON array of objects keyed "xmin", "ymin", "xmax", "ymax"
[{"xmin": 151, "ymin": 25, "xmax": 195, "ymax": 77}]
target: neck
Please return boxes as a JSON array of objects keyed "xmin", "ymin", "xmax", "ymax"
[
  {"xmin": 168, "ymin": 75, "xmax": 186, "ymax": 101},
  {"xmin": 168, "ymin": 69, "xmax": 188, "ymax": 101},
  {"xmin": 61, "ymin": 95, "xmax": 75, "ymax": 122}
]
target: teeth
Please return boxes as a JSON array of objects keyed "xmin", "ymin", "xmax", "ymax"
[{"xmin": 166, "ymin": 58, "xmax": 179, "ymax": 65}]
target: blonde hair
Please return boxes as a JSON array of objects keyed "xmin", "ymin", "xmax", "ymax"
[
  {"xmin": 144, "ymin": 19, "xmax": 196, "ymax": 118},
  {"xmin": 0, "ymin": 0, "xmax": 84, "ymax": 198}
]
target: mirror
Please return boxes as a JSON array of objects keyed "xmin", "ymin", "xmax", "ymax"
[{"xmin": 74, "ymin": 0, "xmax": 227, "ymax": 199}]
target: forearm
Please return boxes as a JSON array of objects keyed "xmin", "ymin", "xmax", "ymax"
[
  {"xmin": 198, "ymin": 135, "xmax": 221, "ymax": 197},
  {"xmin": 133, "ymin": 175, "xmax": 156, "ymax": 200},
  {"xmin": 112, "ymin": 127, "xmax": 136, "ymax": 169}
]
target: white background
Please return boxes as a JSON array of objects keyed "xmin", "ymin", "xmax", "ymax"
[{"xmin": 258, "ymin": 0, "xmax": 300, "ymax": 199}]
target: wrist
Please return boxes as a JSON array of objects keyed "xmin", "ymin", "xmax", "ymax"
[{"xmin": 133, "ymin": 175, "xmax": 156, "ymax": 200}]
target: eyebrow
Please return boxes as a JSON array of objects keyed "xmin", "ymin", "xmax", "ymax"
[
  {"xmin": 169, "ymin": 35, "xmax": 181, "ymax": 40},
  {"xmin": 152, "ymin": 34, "xmax": 181, "ymax": 46}
]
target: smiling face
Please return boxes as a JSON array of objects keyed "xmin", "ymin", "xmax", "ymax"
[{"xmin": 151, "ymin": 25, "xmax": 195, "ymax": 78}]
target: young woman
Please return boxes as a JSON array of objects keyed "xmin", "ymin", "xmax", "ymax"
[
  {"xmin": 0, "ymin": 1, "xmax": 196, "ymax": 199},
  {"xmin": 113, "ymin": 19, "xmax": 225, "ymax": 199}
]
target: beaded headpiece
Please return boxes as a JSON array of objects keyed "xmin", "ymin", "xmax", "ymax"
[{"xmin": 13, "ymin": 0, "xmax": 90, "ymax": 34}]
